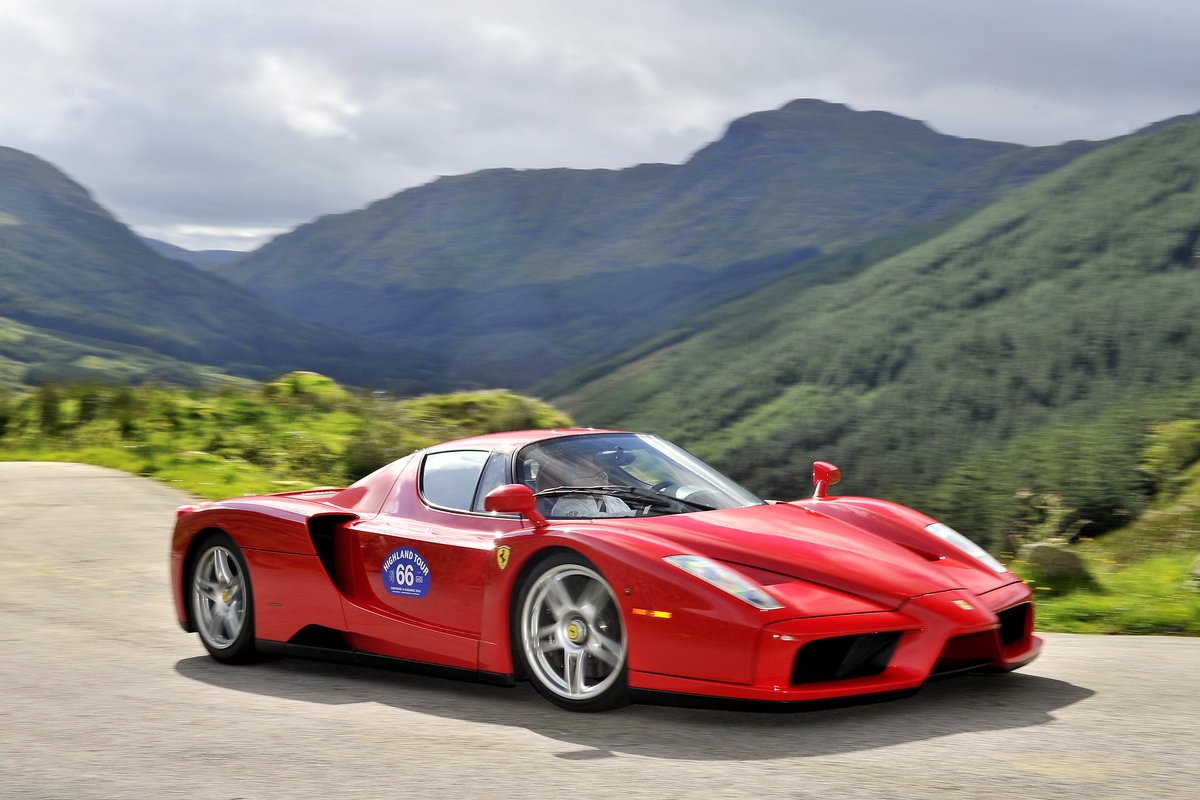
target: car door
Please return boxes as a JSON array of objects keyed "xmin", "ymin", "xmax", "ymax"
[{"xmin": 342, "ymin": 449, "xmax": 522, "ymax": 669}]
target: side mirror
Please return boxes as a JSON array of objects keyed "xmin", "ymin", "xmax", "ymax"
[
  {"xmin": 812, "ymin": 461, "xmax": 841, "ymax": 500},
  {"xmin": 484, "ymin": 484, "xmax": 548, "ymax": 528}
]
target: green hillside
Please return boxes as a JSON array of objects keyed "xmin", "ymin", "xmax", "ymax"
[
  {"xmin": 0, "ymin": 147, "xmax": 437, "ymax": 390},
  {"xmin": 0, "ymin": 313, "xmax": 264, "ymax": 391},
  {"xmin": 562, "ymin": 119, "xmax": 1200, "ymax": 550},
  {"xmin": 215, "ymin": 100, "xmax": 1093, "ymax": 388},
  {"xmin": 0, "ymin": 372, "xmax": 569, "ymax": 498}
]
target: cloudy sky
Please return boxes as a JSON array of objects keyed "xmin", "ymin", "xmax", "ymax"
[{"xmin": 4, "ymin": 0, "xmax": 1199, "ymax": 251}]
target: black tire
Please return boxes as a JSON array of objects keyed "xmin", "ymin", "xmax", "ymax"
[
  {"xmin": 188, "ymin": 532, "xmax": 258, "ymax": 663},
  {"xmin": 513, "ymin": 552, "xmax": 629, "ymax": 712}
]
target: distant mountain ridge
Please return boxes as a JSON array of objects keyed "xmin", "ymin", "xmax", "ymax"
[
  {"xmin": 0, "ymin": 146, "xmax": 437, "ymax": 390},
  {"xmin": 214, "ymin": 99, "xmax": 1097, "ymax": 387},
  {"xmin": 140, "ymin": 236, "xmax": 242, "ymax": 270},
  {"xmin": 224, "ymin": 100, "xmax": 1087, "ymax": 292}
]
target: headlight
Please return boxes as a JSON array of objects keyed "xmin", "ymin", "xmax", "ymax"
[
  {"xmin": 925, "ymin": 522, "xmax": 1008, "ymax": 573},
  {"xmin": 663, "ymin": 555, "xmax": 783, "ymax": 610}
]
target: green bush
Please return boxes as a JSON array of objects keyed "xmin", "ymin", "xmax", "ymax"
[
  {"xmin": 1140, "ymin": 419, "xmax": 1200, "ymax": 497},
  {"xmin": 0, "ymin": 374, "xmax": 572, "ymax": 499}
]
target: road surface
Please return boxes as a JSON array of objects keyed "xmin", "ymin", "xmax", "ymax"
[{"xmin": 1, "ymin": 462, "xmax": 1196, "ymax": 799}]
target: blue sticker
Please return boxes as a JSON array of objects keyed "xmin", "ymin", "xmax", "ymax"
[{"xmin": 382, "ymin": 547, "xmax": 431, "ymax": 598}]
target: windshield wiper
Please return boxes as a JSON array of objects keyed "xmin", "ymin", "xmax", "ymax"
[{"xmin": 534, "ymin": 485, "xmax": 715, "ymax": 512}]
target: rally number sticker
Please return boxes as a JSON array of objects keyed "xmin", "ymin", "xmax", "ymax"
[{"xmin": 382, "ymin": 547, "xmax": 431, "ymax": 598}]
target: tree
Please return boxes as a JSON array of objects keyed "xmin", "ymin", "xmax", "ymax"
[{"xmin": 38, "ymin": 384, "xmax": 61, "ymax": 435}]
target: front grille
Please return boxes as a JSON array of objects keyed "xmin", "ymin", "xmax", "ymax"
[
  {"xmin": 997, "ymin": 603, "xmax": 1030, "ymax": 646},
  {"xmin": 791, "ymin": 632, "xmax": 901, "ymax": 684}
]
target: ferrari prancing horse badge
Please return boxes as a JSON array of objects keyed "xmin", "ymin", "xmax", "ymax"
[{"xmin": 496, "ymin": 546, "xmax": 511, "ymax": 570}]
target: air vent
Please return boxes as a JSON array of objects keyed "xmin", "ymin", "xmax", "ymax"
[
  {"xmin": 791, "ymin": 632, "xmax": 901, "ymax": 684},
  {"xmin": 307, "ymin": 513, "xmax": 356, "ymax": 588},
  {"xmin": 997, "ymin": 603, "xmax": 1031, "ymax": 646}
]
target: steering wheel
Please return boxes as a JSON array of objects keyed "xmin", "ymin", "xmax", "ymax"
[{"xmin": 649, "ymin": 481, "xmax": 675, "ymax": 494}]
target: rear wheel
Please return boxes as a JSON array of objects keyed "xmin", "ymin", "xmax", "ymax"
[
  {"xmin": 189, "ymin": 532, "xmax": 257, "ymax": 663},
  {"xmin": 515, "ymin": 553, "xmax": 628, "ymax": 711}
]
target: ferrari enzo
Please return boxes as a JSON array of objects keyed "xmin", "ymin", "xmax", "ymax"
[{"xmin": 170, "ymin": 428, "xmax": 1041, "ymax": 711}]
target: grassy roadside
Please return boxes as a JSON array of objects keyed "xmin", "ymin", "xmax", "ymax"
[
  {"xmin": 2, "ymin": 443, "xmax": 295, "ymax": 498},
  {"xmin": 1023, "ymin": 457, "xmax": 1200, "ymax": 634},
  {"xmin": 1031, "ymin": 552, "xmax": 1200, "ymax": 635}
]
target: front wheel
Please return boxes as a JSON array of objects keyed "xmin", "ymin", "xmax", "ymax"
[
  {"xmin": 515, "ymin": 553, "xmax": 629, "ymax": 711},
  {"xmin": 189, "ymin": 532, "xmax": 257, "ymax": 663}
]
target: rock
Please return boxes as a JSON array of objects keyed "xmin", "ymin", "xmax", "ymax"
[{"xmin": 1017, "ymin": 540, "xmax": 1089, "ymax": 581}]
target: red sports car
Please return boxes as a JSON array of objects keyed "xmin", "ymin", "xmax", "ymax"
[{"xmin": 170, "ymin": 428, "xmax": 1041, "ymax": 711}]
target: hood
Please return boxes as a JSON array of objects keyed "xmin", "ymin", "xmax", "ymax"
[{"xmin": 601, "ymin": 503, "xmax": 989, "ymax": 609}]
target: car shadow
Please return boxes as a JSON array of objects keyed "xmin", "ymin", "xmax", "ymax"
[{"xmin": 175, "ymin": 655, "xmax": 1094, "ymax": 762}]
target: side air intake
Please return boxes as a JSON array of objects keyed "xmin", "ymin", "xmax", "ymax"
[{"xmin": 307, "ymin": 513, "xmax": 356, "ymax": 590}]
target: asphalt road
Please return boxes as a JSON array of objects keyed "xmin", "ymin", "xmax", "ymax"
[{"xmin": 1, "ymin": 462, "xmax": 1197, "ymax": 800}]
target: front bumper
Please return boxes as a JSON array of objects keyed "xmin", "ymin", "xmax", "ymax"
[{"xmin": 627, "ymin": 580, "xmax": 1041, "ymax": 703}]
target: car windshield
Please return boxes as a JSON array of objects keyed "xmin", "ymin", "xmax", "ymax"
[{"xmin": 517, "ymin": 433, "xmax": 763, "ymax": 519}]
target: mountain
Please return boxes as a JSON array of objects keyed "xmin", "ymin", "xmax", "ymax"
[
  {"xmin": 0, "ymin": 147, "xmax": 437, "ymax": 390},
  {"xmin": 0, "ymin": 313, "xmax": 250, "ymax": 390},
  {"xmin": 213, "ymin": 100, "xmax": 1095, "ymax": 388},
  {"xmin": 140, "ymin": 237, "xmax": 242, "ymax": 270},
  {"xmin": 559, "ymin": 118, "xmax": 1200, "ymax": 548}
]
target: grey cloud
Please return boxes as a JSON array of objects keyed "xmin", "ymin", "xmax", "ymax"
[{"xmin": 2, "ymin": 1, "xmax": 1198, "ymax": 250}]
